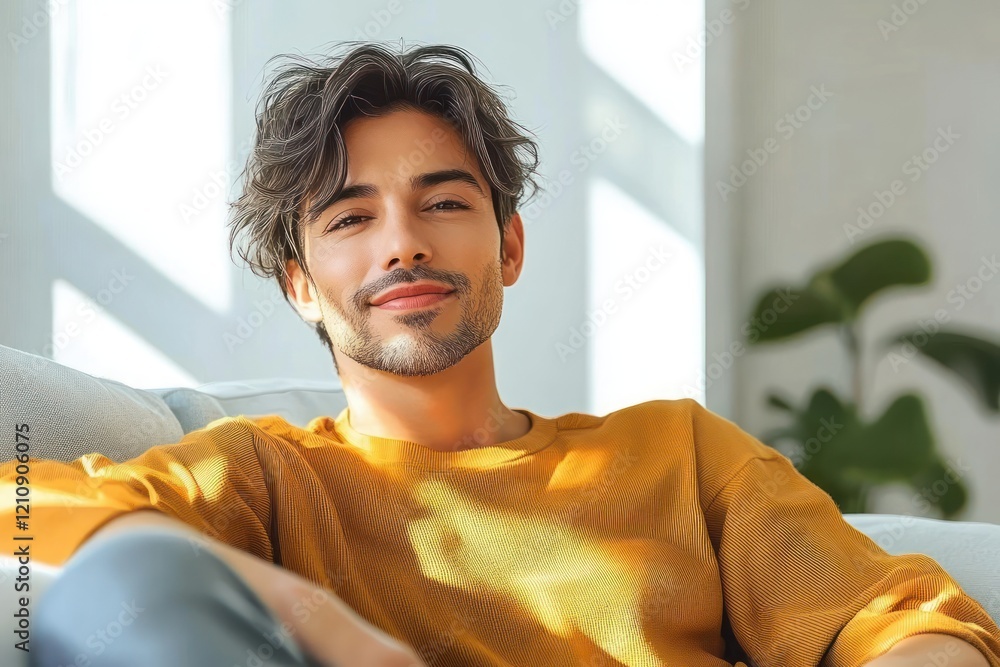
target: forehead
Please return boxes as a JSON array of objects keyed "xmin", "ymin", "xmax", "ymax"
[{"xmin": 340, "ymin": 108, "xmax": 482, "ymax": 184}]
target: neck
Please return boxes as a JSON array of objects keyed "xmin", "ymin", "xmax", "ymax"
[{"xmin": 335, "ymin": 342, "xmax": 531, "ymax": 452}]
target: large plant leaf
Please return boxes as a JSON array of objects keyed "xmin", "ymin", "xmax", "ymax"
[
  {"xmin": 746, "ymin": 288, "xmax": 843, "ymax": 343},
  {"xmin": 745, "ymin": 238, "xmax": 930, "ymax": 345},
  {"xmin": 887, "ymin": 329, "xmax": 1000, "ymax": 413},
  {"xmin": 788, "ymin": 391, "xmax": 933, "ymax": 484},
  {"xmin": 826, "ymin": 238, "xmax": 931, "ymax": 317},
  {"xmin": 760, "ymin": 388, "xmax": 959, "ymax": 515},
  {"xmin": 846, "ymin": 394, "xmax": 936, "ymax": 481},
  {"xmin": 910, "ymin": 459, "xmax": 968, "ymax": 519},
  {"xmin": 771, "ymin": 388, "xmax": 858, "ymax": 479}
]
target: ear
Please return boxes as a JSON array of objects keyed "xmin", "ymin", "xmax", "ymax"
[
  {"xmin": 284, "ymin": 259, "xmax": 323, "ymax": 323},
  {"xmin": 501, "ymin": 211, "xmax": 525, "ymax": 287}
]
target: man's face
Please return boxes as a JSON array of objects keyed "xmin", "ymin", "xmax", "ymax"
[{"xmin": 287, "ymin": 108, "xmax": 517, "ymax": 377}]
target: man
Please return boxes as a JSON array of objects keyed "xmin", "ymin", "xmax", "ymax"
[{"xmin": 4, "ymin": 41, "xmax": 999, "ymax": 667}]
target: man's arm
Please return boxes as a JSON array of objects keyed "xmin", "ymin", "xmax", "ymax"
[
  {"xmin": 83, "ymin": 509, "xmax": 427, "ymax": 667},
  {"xmin": 862, "ymin": 633, "xmax": 989, "ymax": 666},
  {"xmin": 687, "ymin": 399, "xmax": 1000, "ymax": 666}
]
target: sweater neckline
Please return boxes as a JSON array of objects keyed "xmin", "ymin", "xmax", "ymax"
[{"xmin": 329, "ymin": 406, "xmax": 558, "ymax": 469}]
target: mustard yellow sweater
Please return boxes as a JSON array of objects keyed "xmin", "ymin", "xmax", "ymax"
[{"xmin": 3, "ymin": 398, "xmax": 999, "ymax": 666}]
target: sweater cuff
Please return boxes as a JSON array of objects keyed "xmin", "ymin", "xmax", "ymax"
[{"xmin": 822, "ymin": 610, "xmax": 1000, "ymax": 667}]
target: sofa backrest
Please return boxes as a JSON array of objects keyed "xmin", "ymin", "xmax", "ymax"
[
  {"xmin": 0, "ymin": 343, "xmax": 345, "ymax": 463},
  {"xmin": 151, "ymin": 378, "xmax": 347, "ymax": 434}
]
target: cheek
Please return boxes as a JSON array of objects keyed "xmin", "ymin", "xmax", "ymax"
[
  {"xmin": 307, "ymin": 250, "xmax": 356, "ymax": 303},
  {"xmin": 318, "ymin": 278, "xmax": 357, "ymax": 312}
]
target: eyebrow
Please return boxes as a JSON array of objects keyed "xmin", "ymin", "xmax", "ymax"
[{"xmin": 317, "ymin": 168, "xmax": 487, "ymax": 218}]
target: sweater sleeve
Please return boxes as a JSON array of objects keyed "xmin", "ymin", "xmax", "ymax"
[
  {"xmin": 691, "ymin": 402, "xmax": 1000, "ymax": 667},
  {"xmin": 0, "ymin": 417, "xmax": 273, "ymax": 567}
]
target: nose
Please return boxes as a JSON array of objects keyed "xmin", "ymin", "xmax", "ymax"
[{"xmin": 379, "ymin": 204, "xmax": 434, "ymax": 272}]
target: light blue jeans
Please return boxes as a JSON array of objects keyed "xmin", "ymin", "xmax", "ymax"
[{"xmin": 30, "ymin": 529, "xmax": 323, "ymax": 667}]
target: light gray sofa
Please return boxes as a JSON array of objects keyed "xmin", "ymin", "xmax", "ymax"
[{"xmin": 1, "ymin": 343, "xmax": 999, "ymax": 666}]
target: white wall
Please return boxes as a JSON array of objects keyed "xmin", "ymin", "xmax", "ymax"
[{"xmin": 707, "ymin": 0, "xmax": 1000, "ymax": 522}]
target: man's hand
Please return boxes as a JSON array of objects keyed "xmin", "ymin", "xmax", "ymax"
[{"xmin": 278, "ymin": 578, "xmax": 427, "ymax": 667}]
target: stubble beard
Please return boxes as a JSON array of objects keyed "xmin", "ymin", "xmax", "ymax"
[{"xmin": 322, "ymin": 259, "xmax": 505, "ymax": 377}]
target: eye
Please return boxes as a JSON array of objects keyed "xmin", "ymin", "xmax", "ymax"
[
  {"xmin": 326, "ymin": 213, "xmax": 369, "ymax": 233},
  {"xmin": 428, "ymin": 199, "xmax": 470, "ymax": 212},
  {"xmin": 324, "ymin": 200, "xmax": 470, "ymax": 234}
]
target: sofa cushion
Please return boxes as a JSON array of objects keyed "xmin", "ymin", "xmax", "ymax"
[
  {"xmin": 153, "ymin": 387, "xmax": 228, "ymax": 434},
  {"xmin": 151, "ymin": 378, "xmax": 347, "ymax": 432},
  {"xmin": 0, "ymin": 344, "xmax": 184, "ymax": 463}
]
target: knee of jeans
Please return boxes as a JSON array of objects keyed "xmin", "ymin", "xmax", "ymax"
[{"xmin": 35, "ymin": 530, "xmax": 216, "ymax": 644}]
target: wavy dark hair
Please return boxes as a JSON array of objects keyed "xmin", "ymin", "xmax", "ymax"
[{"xmin": 227, "ymin": 40, "xmax": 542, "ymax": 359}]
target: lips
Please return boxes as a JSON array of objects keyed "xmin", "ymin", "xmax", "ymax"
[{"xmin": 370, "ymin": 282, "xmax": 455, "ymax": 306}]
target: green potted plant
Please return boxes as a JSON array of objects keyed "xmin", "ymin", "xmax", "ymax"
[{"xmin": 745, "ymin": 237, "xmax": 1000, "ymax": 517}]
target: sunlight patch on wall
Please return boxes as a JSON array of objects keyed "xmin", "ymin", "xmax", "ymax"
[
  {"xmin": 587, "ymin": 178, "xmax": 705, "ymax": 414},
  {"xmin": 50, "ymin": 0, "xmax": 233, "ymax": 313},
  {"xmin": 52, "ymin": 279, "xmax": 199, "ymax": 389},
  {"xmin": 580, "ymin": 0, "xmax": 705, "ymax": 145}
]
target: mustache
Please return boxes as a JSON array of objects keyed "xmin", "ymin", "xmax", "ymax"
[{"xmin": 357, "ymin": 268, "xmax": 469, "ymax": 308}]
